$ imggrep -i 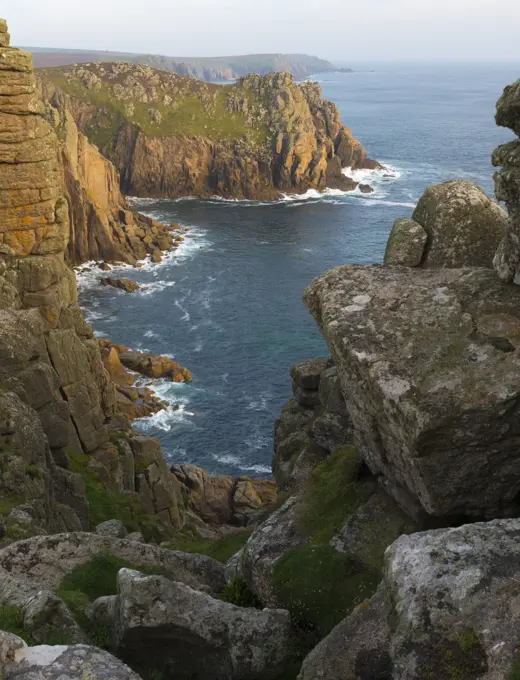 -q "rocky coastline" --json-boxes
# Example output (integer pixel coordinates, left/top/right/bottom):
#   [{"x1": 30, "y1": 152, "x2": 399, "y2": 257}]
[{"x1": 3, "y1": 13, "x2": 520, "y2": 680}]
